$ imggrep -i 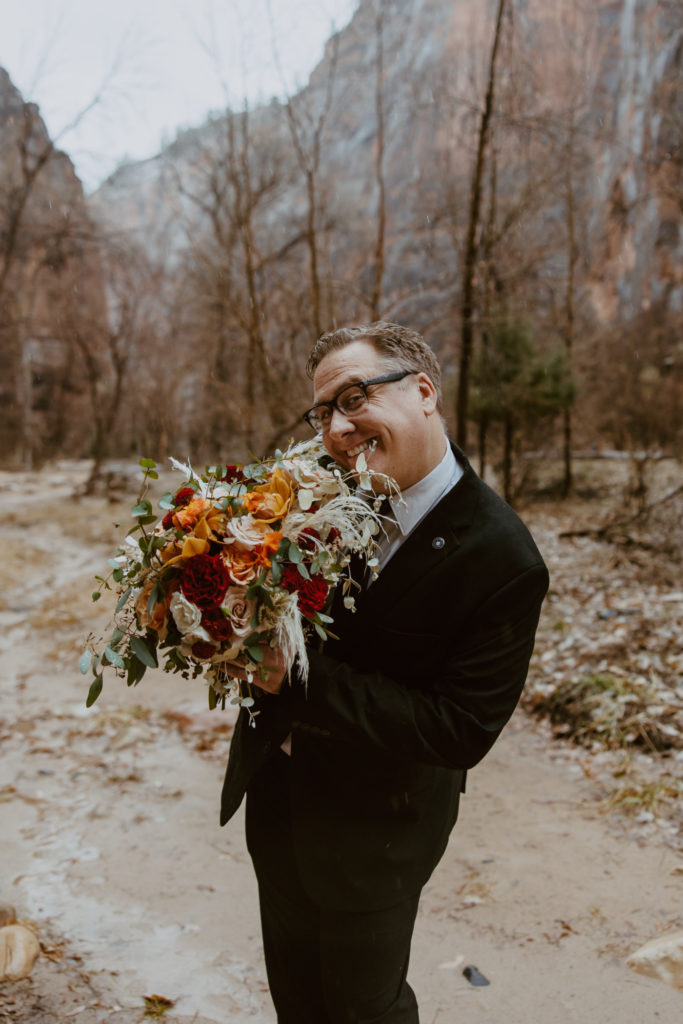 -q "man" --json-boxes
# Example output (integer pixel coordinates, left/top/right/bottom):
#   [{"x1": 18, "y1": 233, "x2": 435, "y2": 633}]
[{"x1": 220, "y1": 321, "x2": 549, "y2": 1023}]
